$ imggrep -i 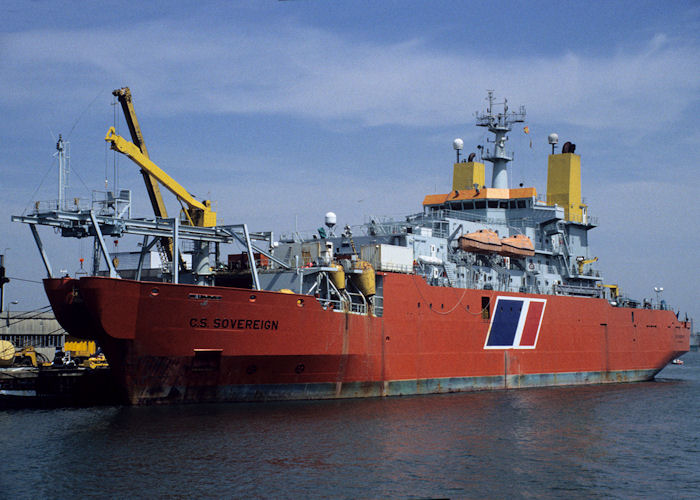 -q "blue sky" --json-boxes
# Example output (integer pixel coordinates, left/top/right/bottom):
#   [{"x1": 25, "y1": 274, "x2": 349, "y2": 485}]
[{"x1": 1, "y1": 1, "x2": 699, "y2": 321}]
